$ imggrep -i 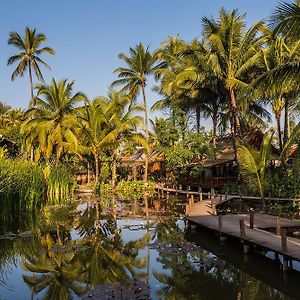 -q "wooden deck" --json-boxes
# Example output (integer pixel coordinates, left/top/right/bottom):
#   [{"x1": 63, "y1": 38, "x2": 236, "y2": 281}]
[{"x1": 188, "y1": 214, "x2": 300, "y2": 261}]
